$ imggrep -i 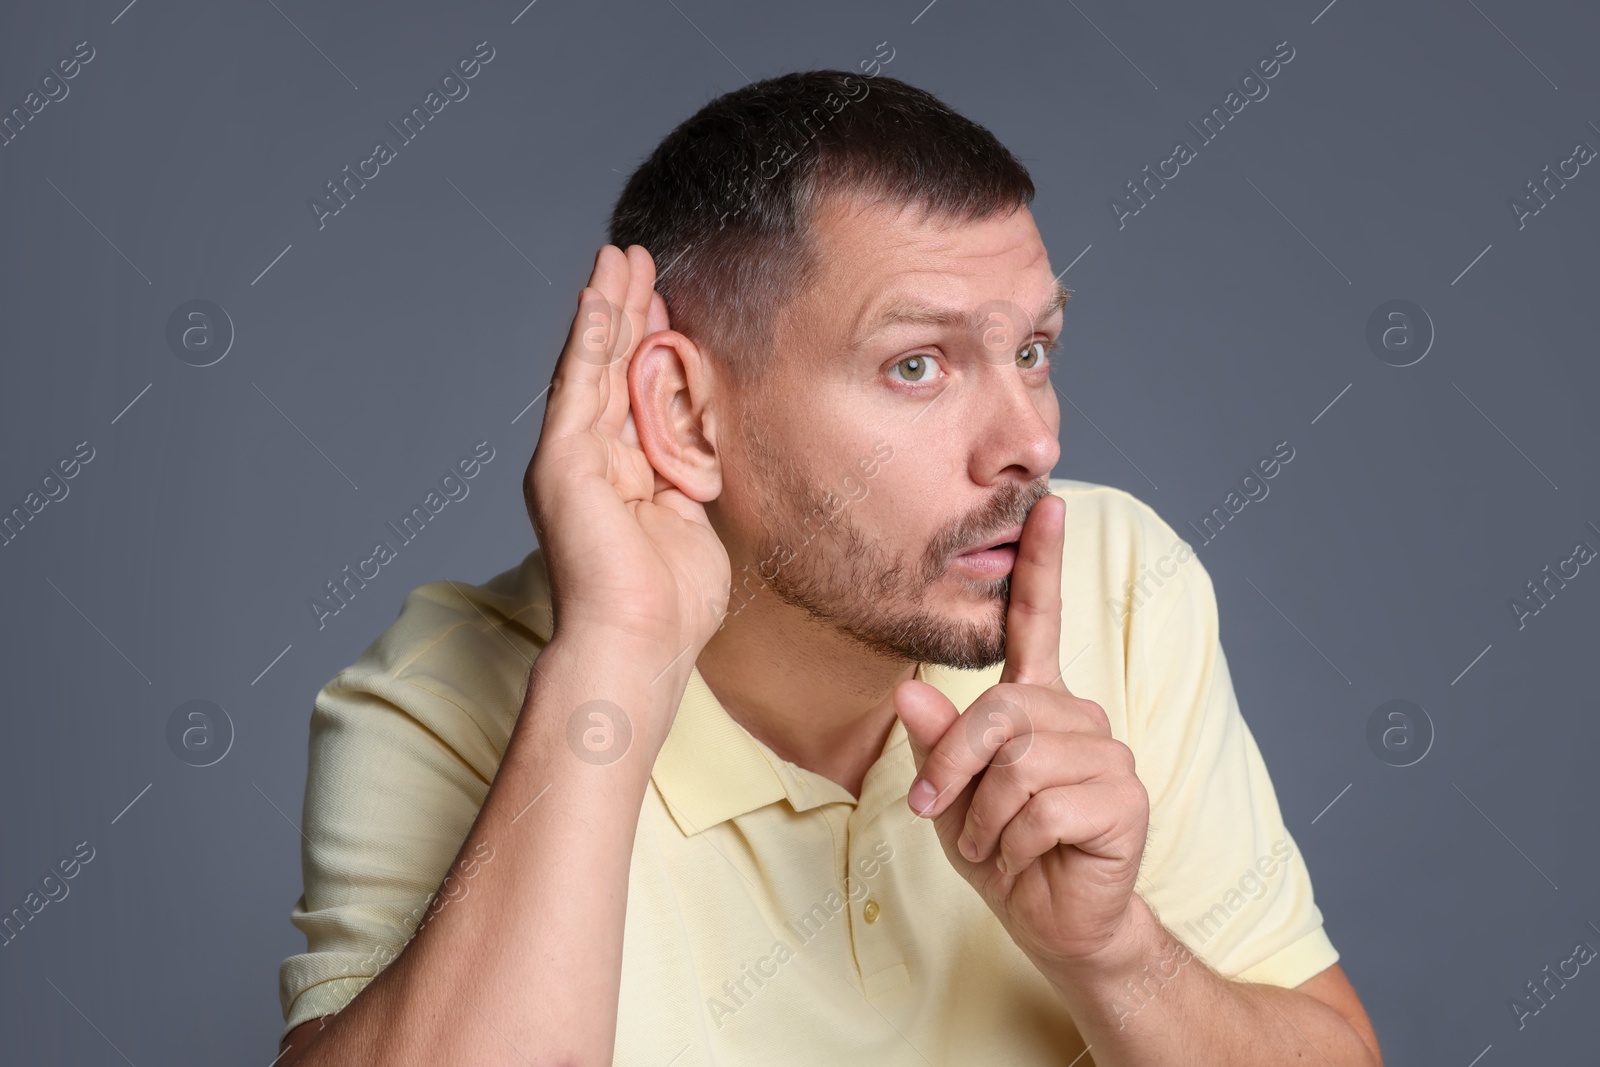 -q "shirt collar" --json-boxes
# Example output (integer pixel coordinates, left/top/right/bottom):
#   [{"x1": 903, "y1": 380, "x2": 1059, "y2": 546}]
[{"x1": 650, "y1": 657, "x2": 1005, "y2": 837}]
